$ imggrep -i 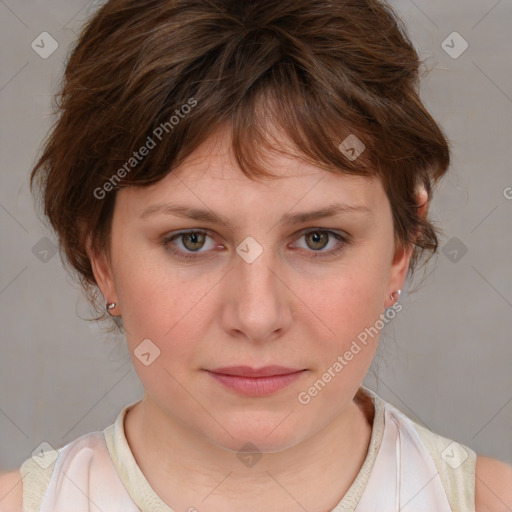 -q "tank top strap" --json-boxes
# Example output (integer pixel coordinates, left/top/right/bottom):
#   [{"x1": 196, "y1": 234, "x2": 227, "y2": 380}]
[
  {"x1": 354, "y1": 402, "x2": 475, "y2": 511},
  {"x1": 19, "y1": 450, "x2": 56, "y2": 512},
  {"x1": 30, "y1": 430, "x2": 139, "y2": 512},
  {"x1": 410, "y1": 419, "x2": 476, "y2": 511}
]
